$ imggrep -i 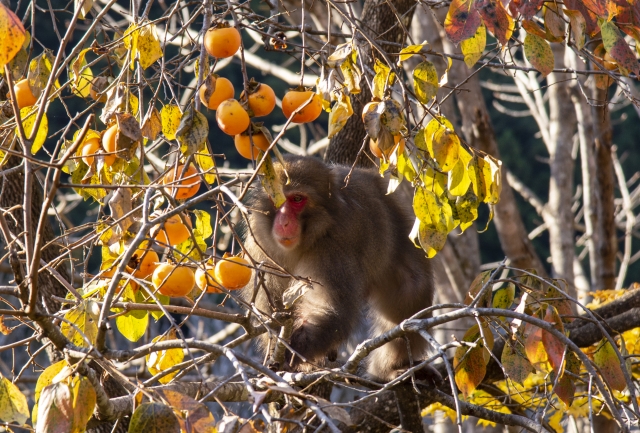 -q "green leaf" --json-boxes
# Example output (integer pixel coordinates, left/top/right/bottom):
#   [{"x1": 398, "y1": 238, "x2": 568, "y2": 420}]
[
  {"x1": 461, "y1": 23, "x2": 486, "y2": 68},
  {"x1": 413, "y1": 61, "x2": 439, "y2": 103},
  {"x1": 0, "y1": 375, "x2": 29, "y2": 425},
  {"x1": 501, "y1": 343, "x2": 533, "y2": 384},
  {"x1": 524, "y1": 33, "x2": 555, "y2": 77}
]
